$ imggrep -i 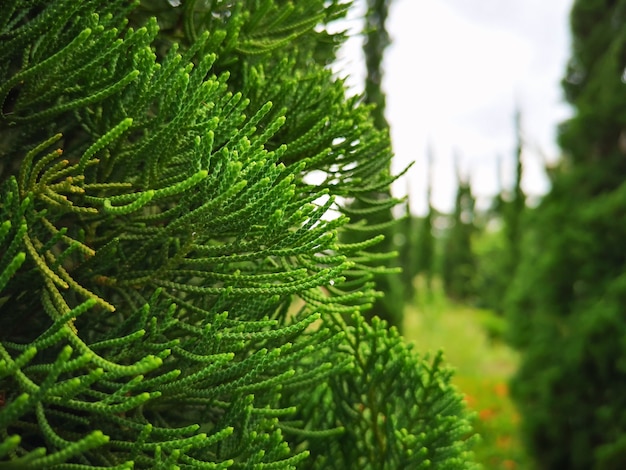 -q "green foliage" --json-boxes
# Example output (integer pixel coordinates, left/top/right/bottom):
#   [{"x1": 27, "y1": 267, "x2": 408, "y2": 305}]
[
  {"x1": 404, "y1": 277, "x2": 529, "y2": 470},
  {"x1": 291, "y1": 314, "x2": 477, "y2": 469},
  {"x1": 507, "y1": 179, "x2": 626, "y2": 469},
  {"x1": 476, "y1": 110, "x2": 526, "y2": 314},
  {"x1": 503, "y1": 110, "x2": 525, "y2": 275},
  {"x1": 341, "y1": 0, "x2": 406, "y2": 331},
  {"x1": 410, "y1": 150, "x2": 436, "y2": 296},
  {"x1": 363, "y1": 0, "x2": 391, "y2": 131},
  {"x1": 506, "y1": 0, "x2": 626, "y2": 467},
  {"x1": 442, "y1": 178, "x2": 476, "y2": 302},
  {"x1": 471, "y1": 225, "x2": 510, "y2": 315},
  {"x1": 0, "y1": 0, "x2": 475, "y2": 468},
  {"x1": 415, "y1": 213, "x2": 435, "y2": 283}
]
